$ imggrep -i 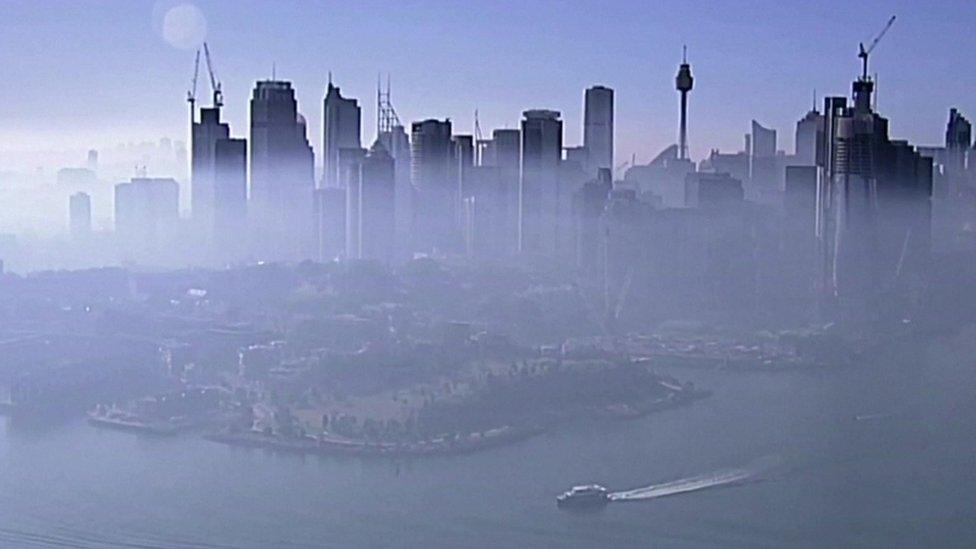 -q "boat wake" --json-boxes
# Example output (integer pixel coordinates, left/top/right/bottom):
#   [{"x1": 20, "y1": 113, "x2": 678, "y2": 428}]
[{"x1": 607, "y1": 457, "x2": 776, "y2": 502}]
